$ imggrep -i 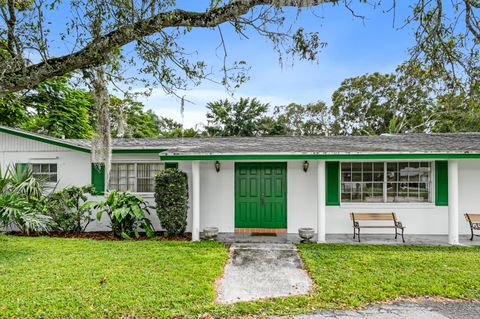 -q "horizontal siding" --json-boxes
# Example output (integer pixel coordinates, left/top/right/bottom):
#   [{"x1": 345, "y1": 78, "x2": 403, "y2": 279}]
[{"x1": 0, "y1": 132, "x2": 71, "y2": 152}]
